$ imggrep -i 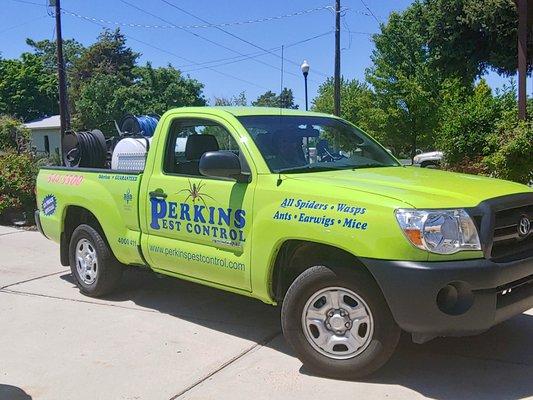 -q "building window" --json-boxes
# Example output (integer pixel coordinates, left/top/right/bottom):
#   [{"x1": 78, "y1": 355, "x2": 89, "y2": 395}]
[{"x1": 44, "y1": 135, "x2": 50, "y2": 154}]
